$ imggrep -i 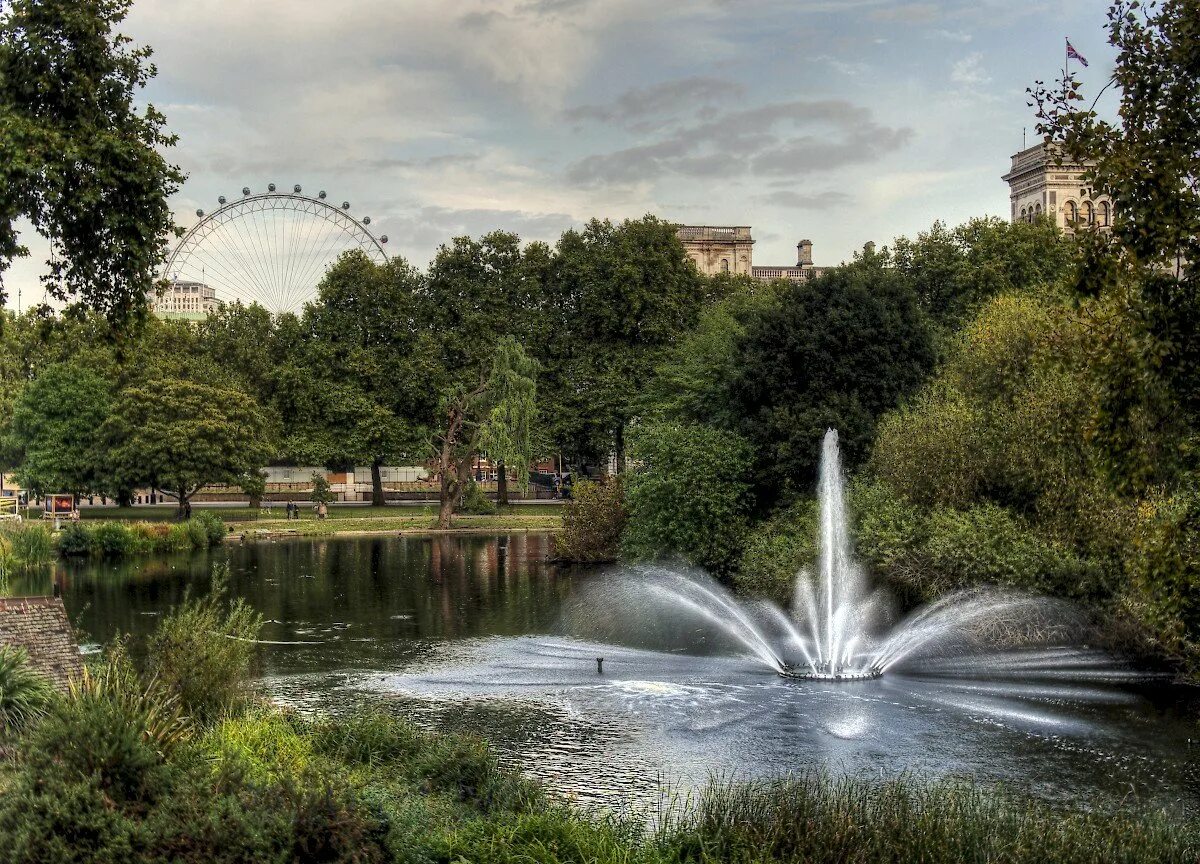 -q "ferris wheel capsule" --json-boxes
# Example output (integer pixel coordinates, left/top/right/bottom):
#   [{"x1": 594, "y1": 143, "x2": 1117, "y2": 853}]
[
  {"x1": 362, "y1": 216, "x2": 371, "y2": 225},
  {"x1": 268, "y1": 183, "x2": 276, "y2": 192},
  {"x1": 293, "y1": 184, "x2": 301, "y2": 193},
  {"x1": 218, "y1": 195, "x2": 226, "y2": 205},
  {"x1": 242, "y1": 187, "x2": 251, "y2": 196},
  {"x1": 318, "y1": 191, "x2": 327, "y2": 199},
  {"x1": 380, "y1": 235, "x2": 388, "y2": 243},
  {"x1": 341, "y1": 201, "x2": 350, "y2": 210},
  {"x1": 195, "y1": 209, "x2": 204, "y2": 217}
]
